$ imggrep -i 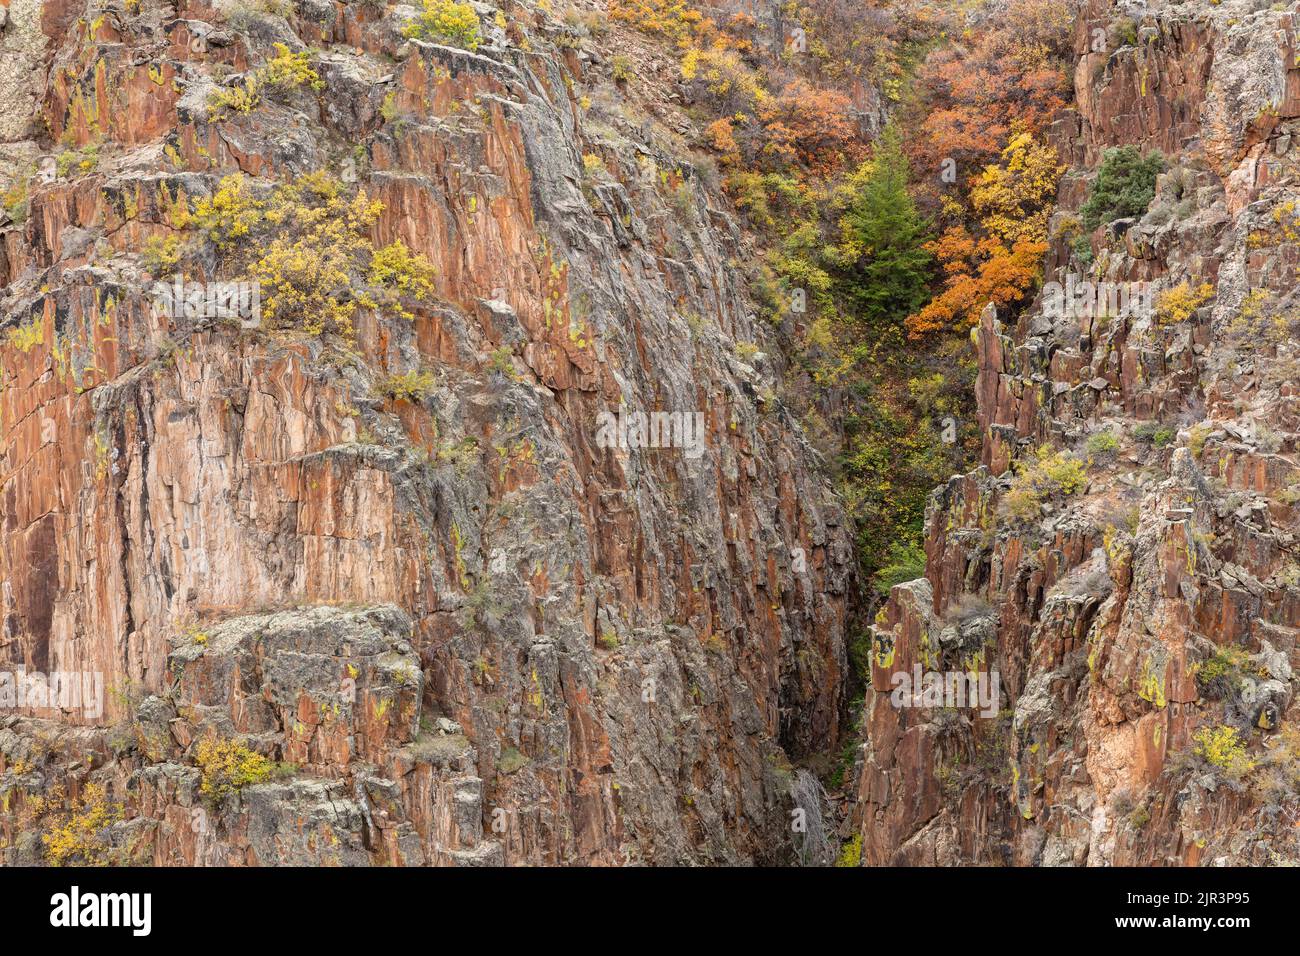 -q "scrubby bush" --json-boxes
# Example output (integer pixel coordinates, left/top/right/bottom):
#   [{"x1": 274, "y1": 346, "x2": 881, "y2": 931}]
[
  {"x1": 56, "y1": 143, "x2": 101, "y2": 178},
  {"x1": 1252, "y1": 725, "x2": 1300, "y2": 808},
  {"x1": 1000, "y1": 446, "x2": 1088, "y2": 522},
  {"x1": 141, "y1": 234, "x2": 184, "y2": 274},
  {"x1": 1079, "y1": 146, "x2": 1165, "y2": 229},
  {"x1": 208, "y1": 44, "x2": 323, "y2": 118},
  {"x1": 208, "y1": 76, "x2": 262, "y2": 116},
  {"x1": 1133, "y1": 421, "x2": 1175, "y2": 447},
  {"x1": 264, "y1": 43, "x2": 324, "y2": 91},
  {"x1": 1194, "y1": 645, "x2": 1253, "y2": 698},
  {"x1": 40, "y1": 784, "x2": 124, "y2": 866},
  {"x1": 379, "y1": 369, "x2": 437, "y2": 402},
  {"x1": 403, "y1": 0, "x2": 481, "y2": 50},
  {"x1": 1085, "y1": 429, "x2": 1120, "y2": 458},
  {"x1": 680, "y1": 46, "x2": 767, "y2": 115},
  {"x1": 834, "y1": 834, "x2": 862, "y2": 867},
  {"x1": 611, "y1": 0, "x2": 705, "y2": 42},
  {"x1": 1155, "y1": 281, "x2": 1214, "y2": 326},
  {"x1": 1192, "y1": 725, "x2": 1255, "y2": 781},
  {"x1": 183, "y1": 172, "x2": 436, "y2": 338},
  {"x1": 194, "y1": 734, "x2": 274, "y2": 797}
]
